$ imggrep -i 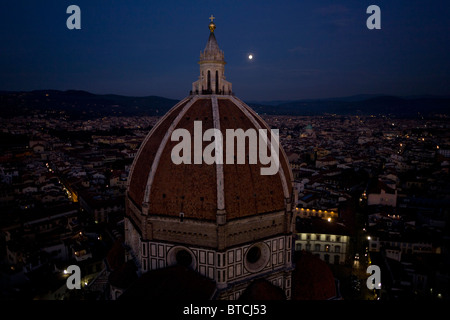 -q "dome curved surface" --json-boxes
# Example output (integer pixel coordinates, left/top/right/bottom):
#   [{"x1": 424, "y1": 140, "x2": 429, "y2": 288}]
[{"x1": 127, "y1": 95, "x2": 293, "y2": 221}]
